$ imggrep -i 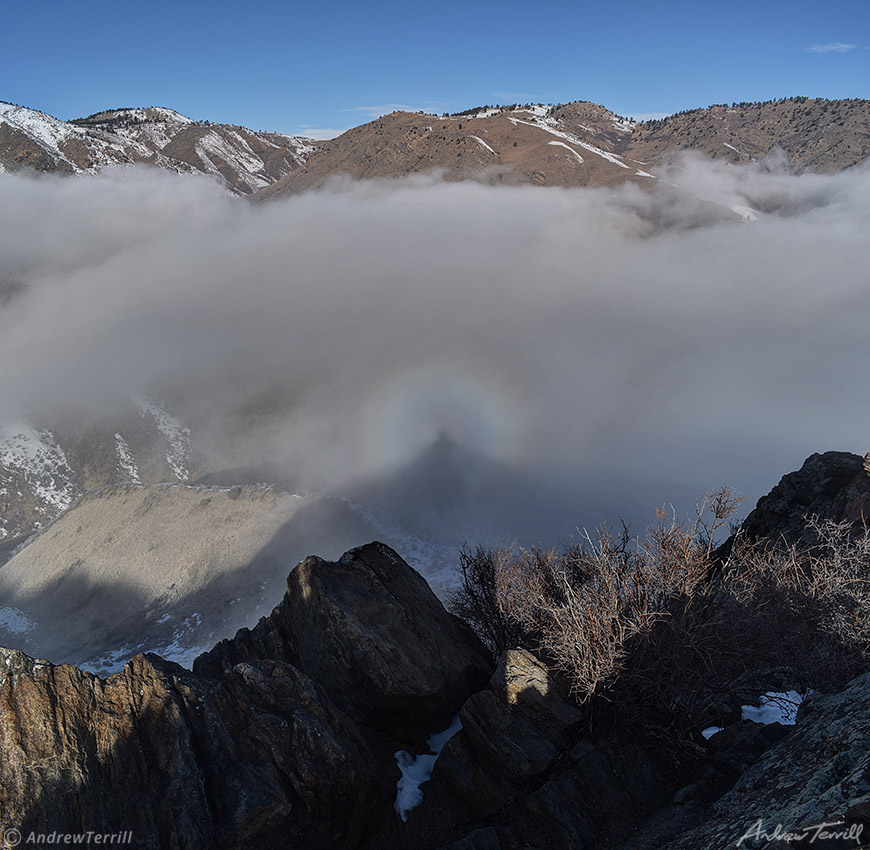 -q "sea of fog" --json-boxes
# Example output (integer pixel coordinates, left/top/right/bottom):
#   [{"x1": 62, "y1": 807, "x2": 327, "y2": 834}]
[{"x1": 1, "y1": 156, "x2": 869, "y2": 546}]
